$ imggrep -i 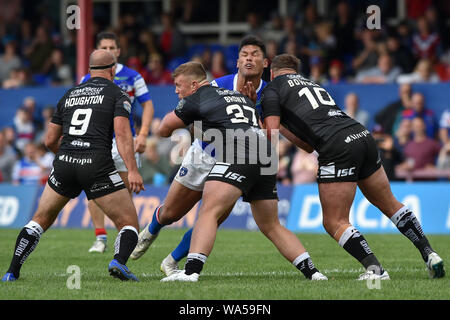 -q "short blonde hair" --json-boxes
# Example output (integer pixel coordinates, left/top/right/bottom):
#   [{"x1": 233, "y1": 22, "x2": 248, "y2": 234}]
[{"x1": 172, "y1": 61, "x2": 207, "y2": 82}]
